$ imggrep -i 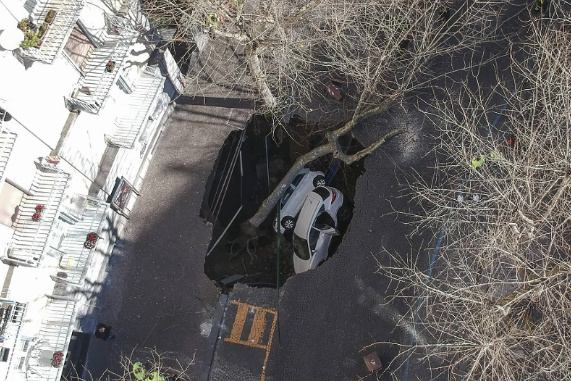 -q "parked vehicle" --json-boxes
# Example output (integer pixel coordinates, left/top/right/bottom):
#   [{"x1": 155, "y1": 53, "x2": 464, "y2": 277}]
[
  {"x1": 274, "y1": 168, "x2": 326, "y2": 234},
  {"x1": 292, "y1": 186, "x2": 351, "y2": 273}
]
